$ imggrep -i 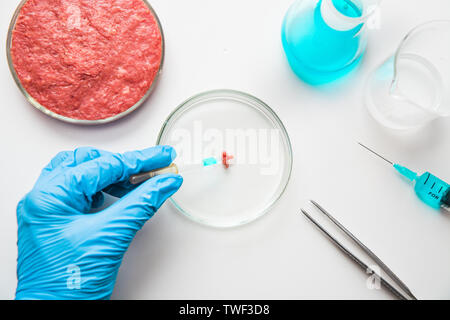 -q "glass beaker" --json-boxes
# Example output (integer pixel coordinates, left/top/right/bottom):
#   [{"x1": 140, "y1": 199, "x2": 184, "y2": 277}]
[
  {"x1": 365, "y1": 20, "x2": 450, "y2": 130},
  {"x1": 282, "y1": 0, "x2": 380, "y2": 85}
]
